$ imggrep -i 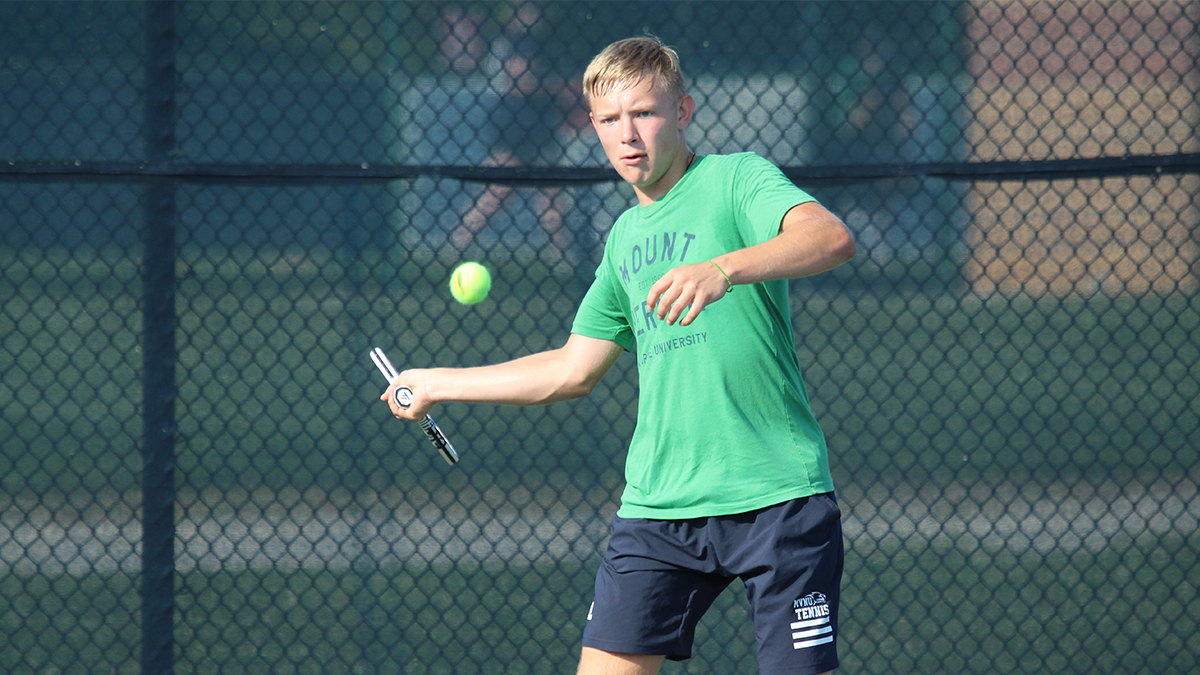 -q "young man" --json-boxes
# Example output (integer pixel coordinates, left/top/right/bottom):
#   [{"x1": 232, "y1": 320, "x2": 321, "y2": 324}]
[{"x1": 383, "y1": 37, "x2": 855, "y2": 675}]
